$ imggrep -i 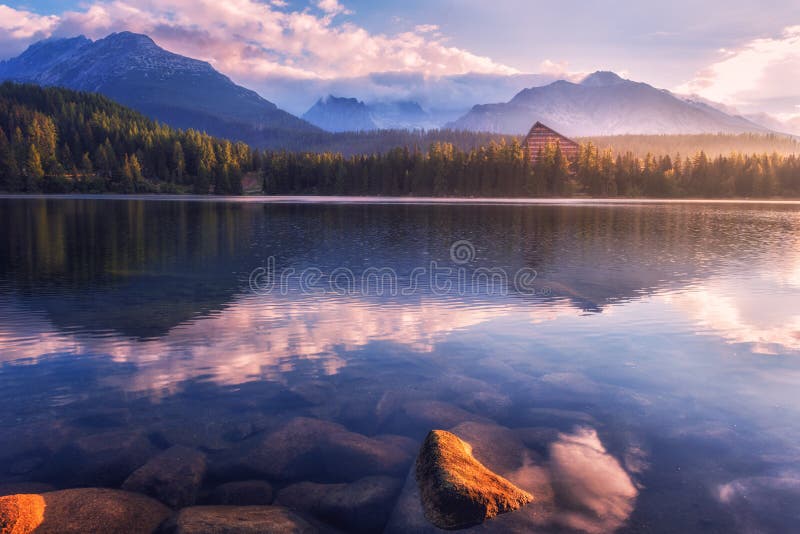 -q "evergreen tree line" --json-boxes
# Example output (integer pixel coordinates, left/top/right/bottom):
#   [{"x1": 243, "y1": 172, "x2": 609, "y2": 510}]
[
  {"x1": 262, "y1": 140, "x2": 800, "y2": 198},
  {"x1": 301, "y1": 129, "x2": 517, "y2": 156},
  {"x1": 0, "y1": 82, "x2": 254, "y2": 194},
  {"x1": 582, "y1": 133, "x2": 800, "y2": 160}
]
